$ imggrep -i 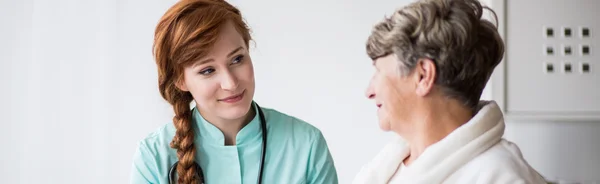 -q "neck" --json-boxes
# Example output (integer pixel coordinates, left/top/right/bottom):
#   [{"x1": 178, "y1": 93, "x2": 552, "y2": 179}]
[
  {"x1": 201, "y1": 106, "x2": 256, "y2": 146},
  {"x1": 398, "y1": 98, "x2": 473, "y2": 166}
]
